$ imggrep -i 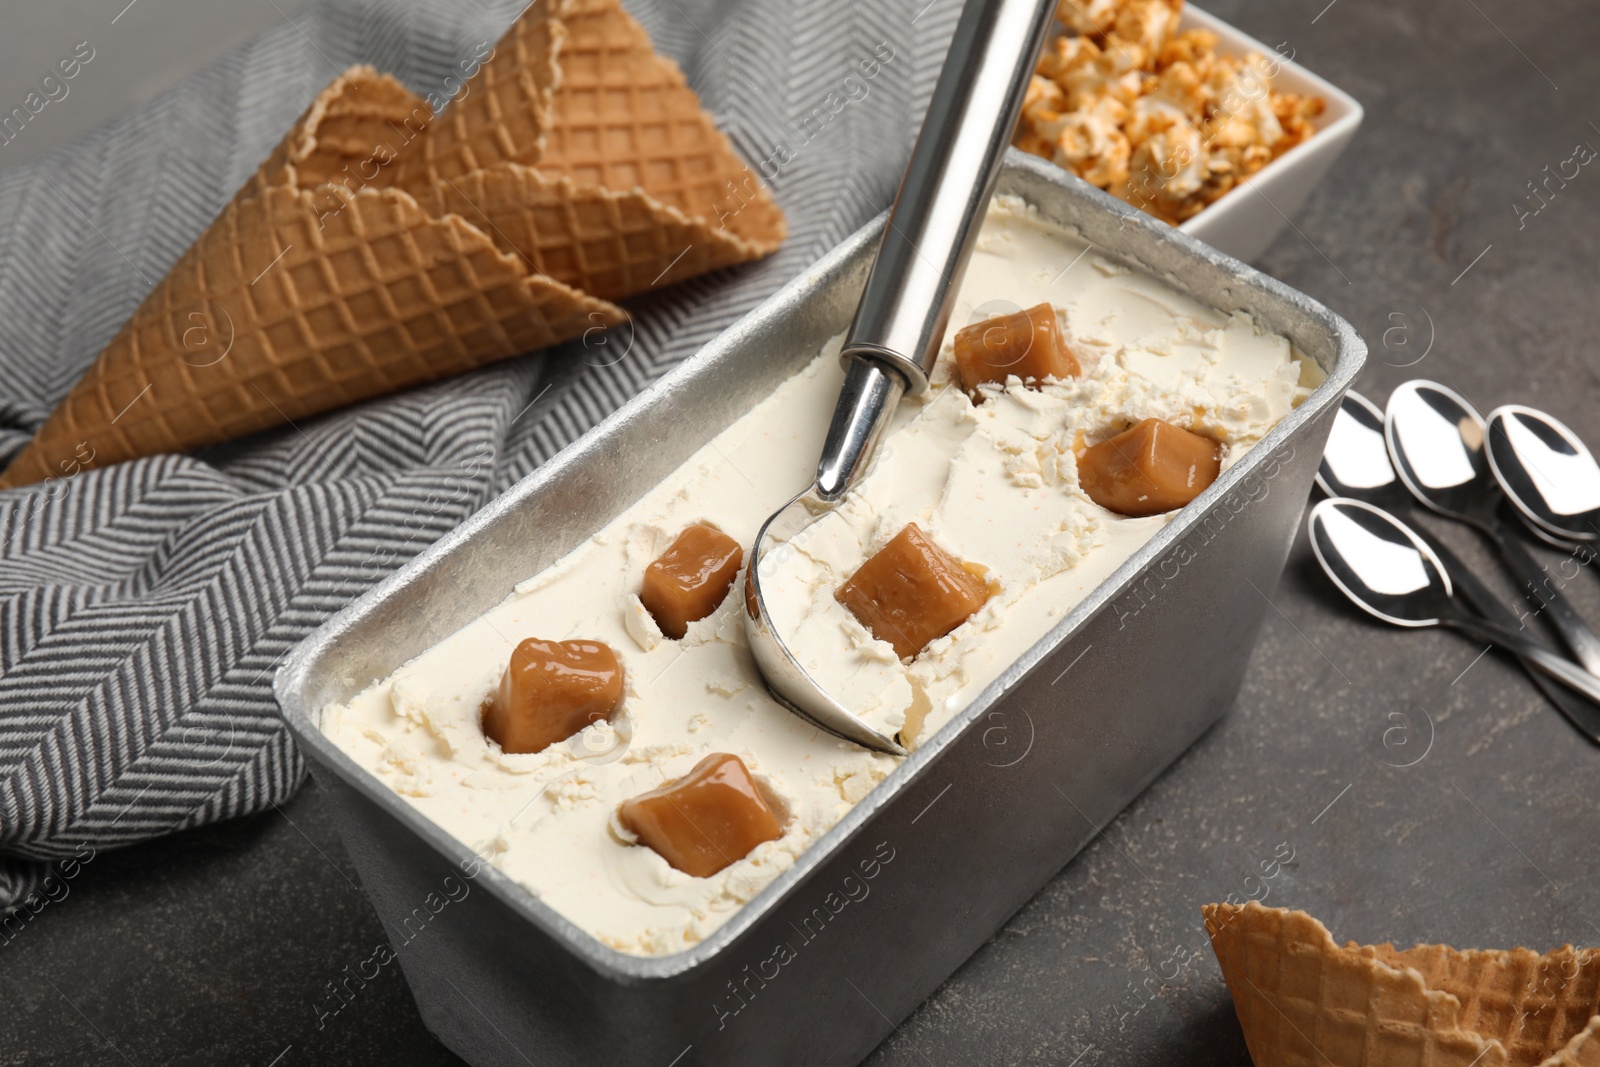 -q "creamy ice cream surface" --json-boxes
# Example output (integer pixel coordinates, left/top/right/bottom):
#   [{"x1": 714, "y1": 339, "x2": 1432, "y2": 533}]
[{"x1": 320, "y1": 195, "x2": 1320, "y2": 956}]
